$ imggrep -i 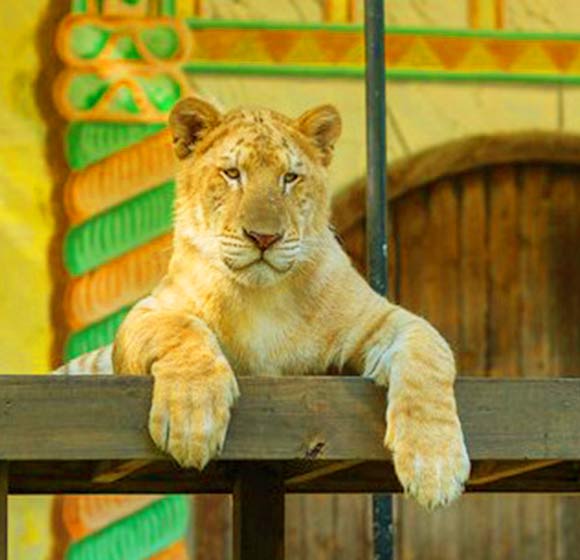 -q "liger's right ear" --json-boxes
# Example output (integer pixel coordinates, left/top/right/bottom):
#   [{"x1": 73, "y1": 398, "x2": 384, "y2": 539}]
[{"x1": 169, "y1": 97, "x2": 222, "y2": 159}]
